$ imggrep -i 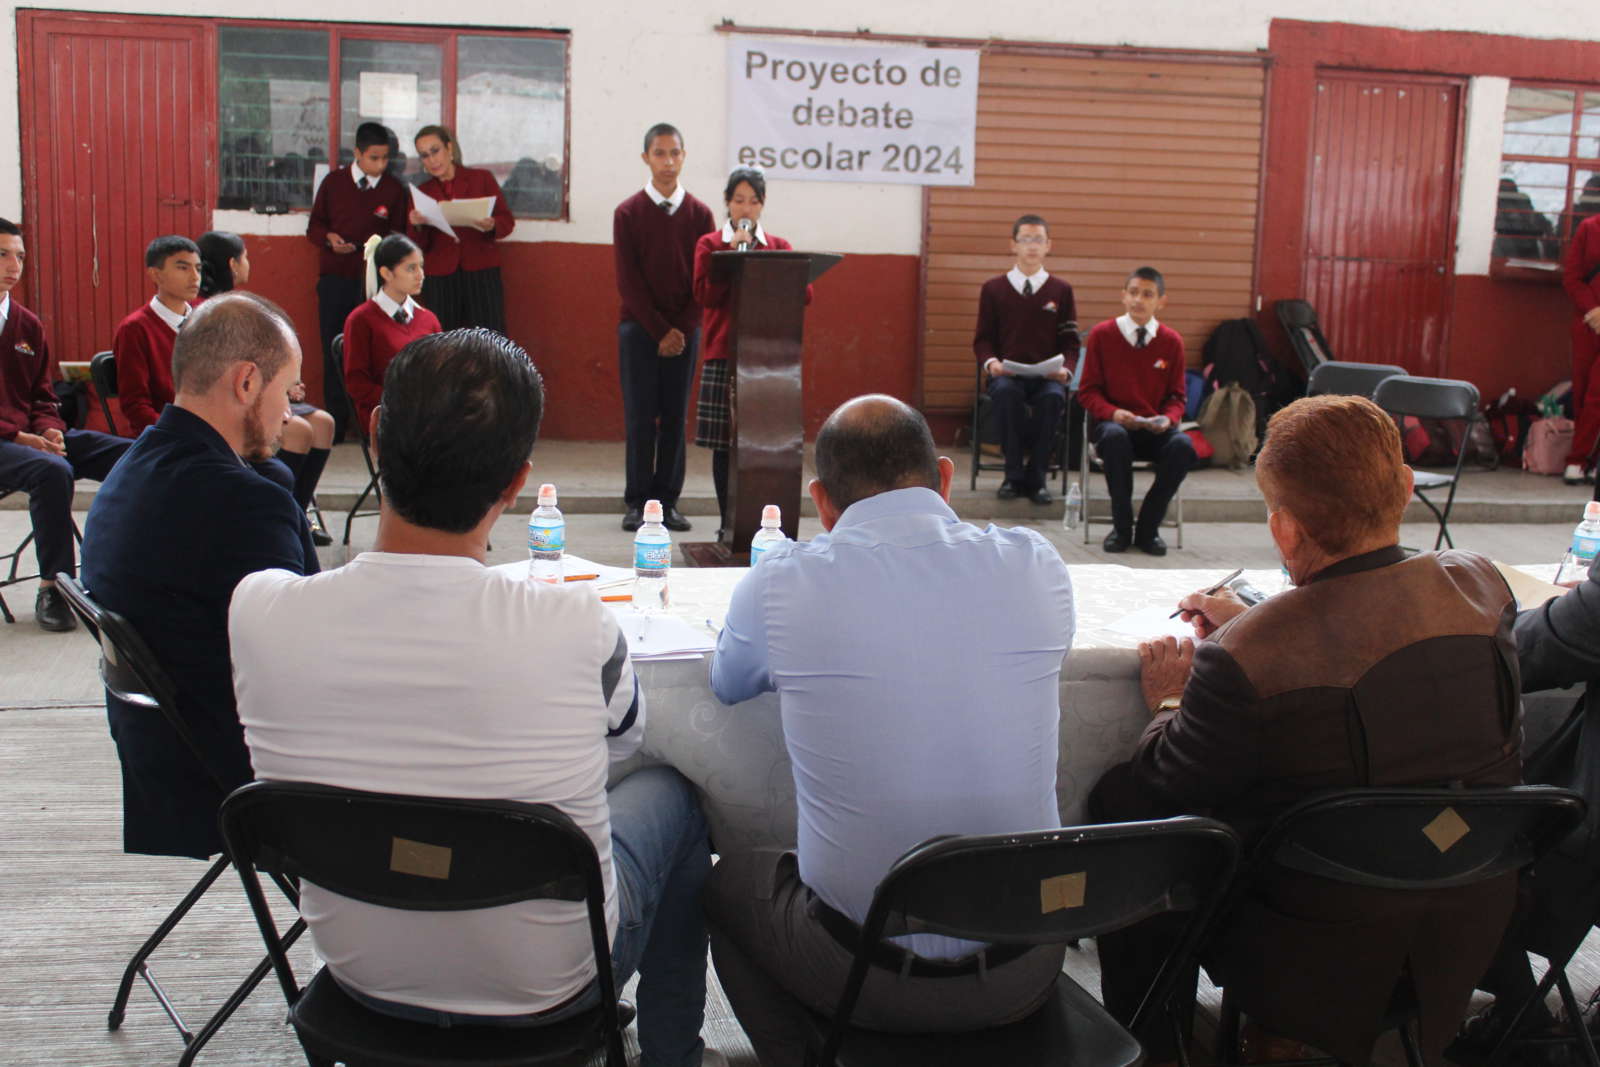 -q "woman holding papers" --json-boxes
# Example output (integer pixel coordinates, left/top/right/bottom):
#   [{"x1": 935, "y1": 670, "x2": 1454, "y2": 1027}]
[
  {"x1": 406, "y1": 125, "x2": 515, "y2": 334},
  {"x1": 344, "y1": 234, "x2": 441, "y2": 435},
  {"x1": 691, "y1": 166, "x2": 812, "y2": 533}
]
